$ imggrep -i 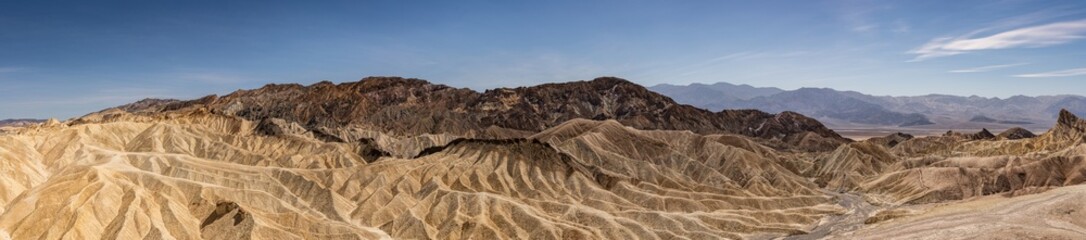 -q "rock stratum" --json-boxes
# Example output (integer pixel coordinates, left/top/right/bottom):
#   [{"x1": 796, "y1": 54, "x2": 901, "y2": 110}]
[{"x1": 1, "y1": 77, "x2": 1086, "y2": 239}]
